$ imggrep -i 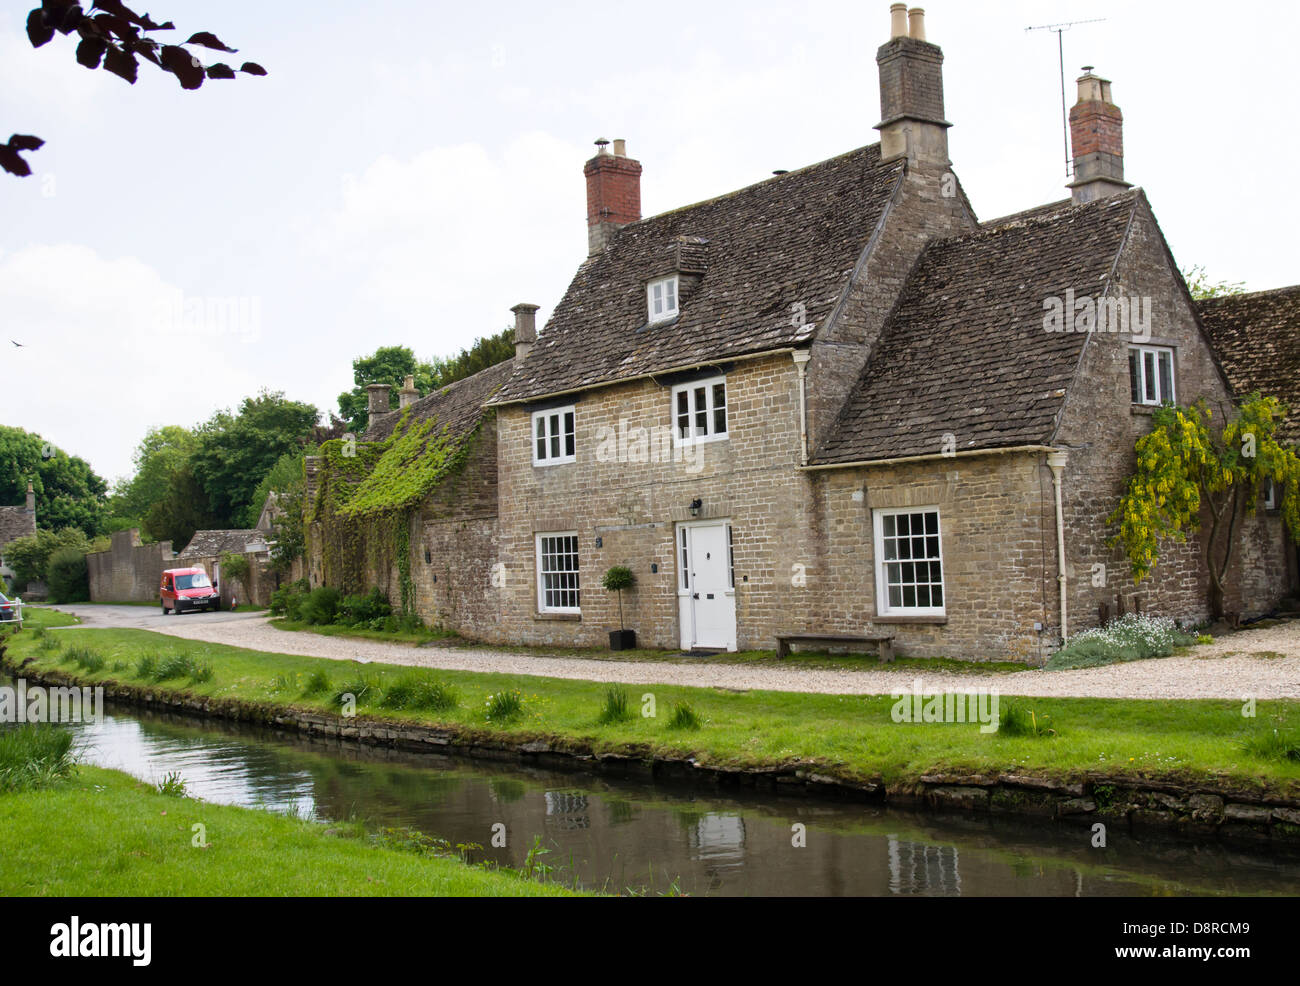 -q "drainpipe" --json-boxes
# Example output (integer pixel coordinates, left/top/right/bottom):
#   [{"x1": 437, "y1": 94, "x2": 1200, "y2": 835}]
[
  {"x1": 792, "y1": 349, "x2": 811, "y2": 466},
  {"x1": 1046, "y1": 450, "x2": 1069, "y2": 642}
]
